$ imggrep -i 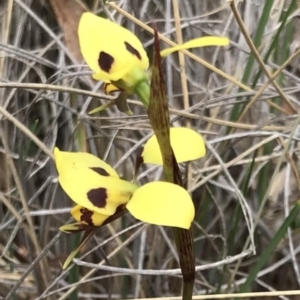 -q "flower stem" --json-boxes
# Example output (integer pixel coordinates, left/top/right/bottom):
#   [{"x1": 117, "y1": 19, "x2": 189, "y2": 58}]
[
  {"x1": 134, "y1": 80, "x2": 150, "y2": 108},
  {"x1": 147, "y1": 27, "x2": 195, "y2": 300}
]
